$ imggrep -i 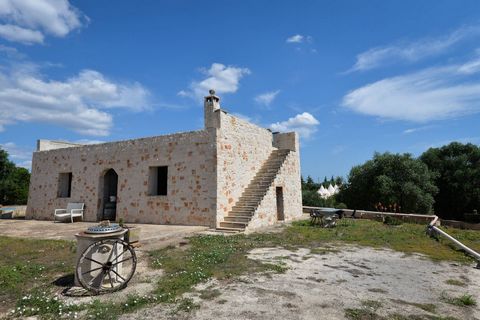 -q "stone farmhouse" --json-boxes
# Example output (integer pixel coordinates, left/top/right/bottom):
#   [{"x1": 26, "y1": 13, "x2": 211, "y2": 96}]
[{"x1": 26, "y1": 91, "x2": 302, "y2": 231}]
